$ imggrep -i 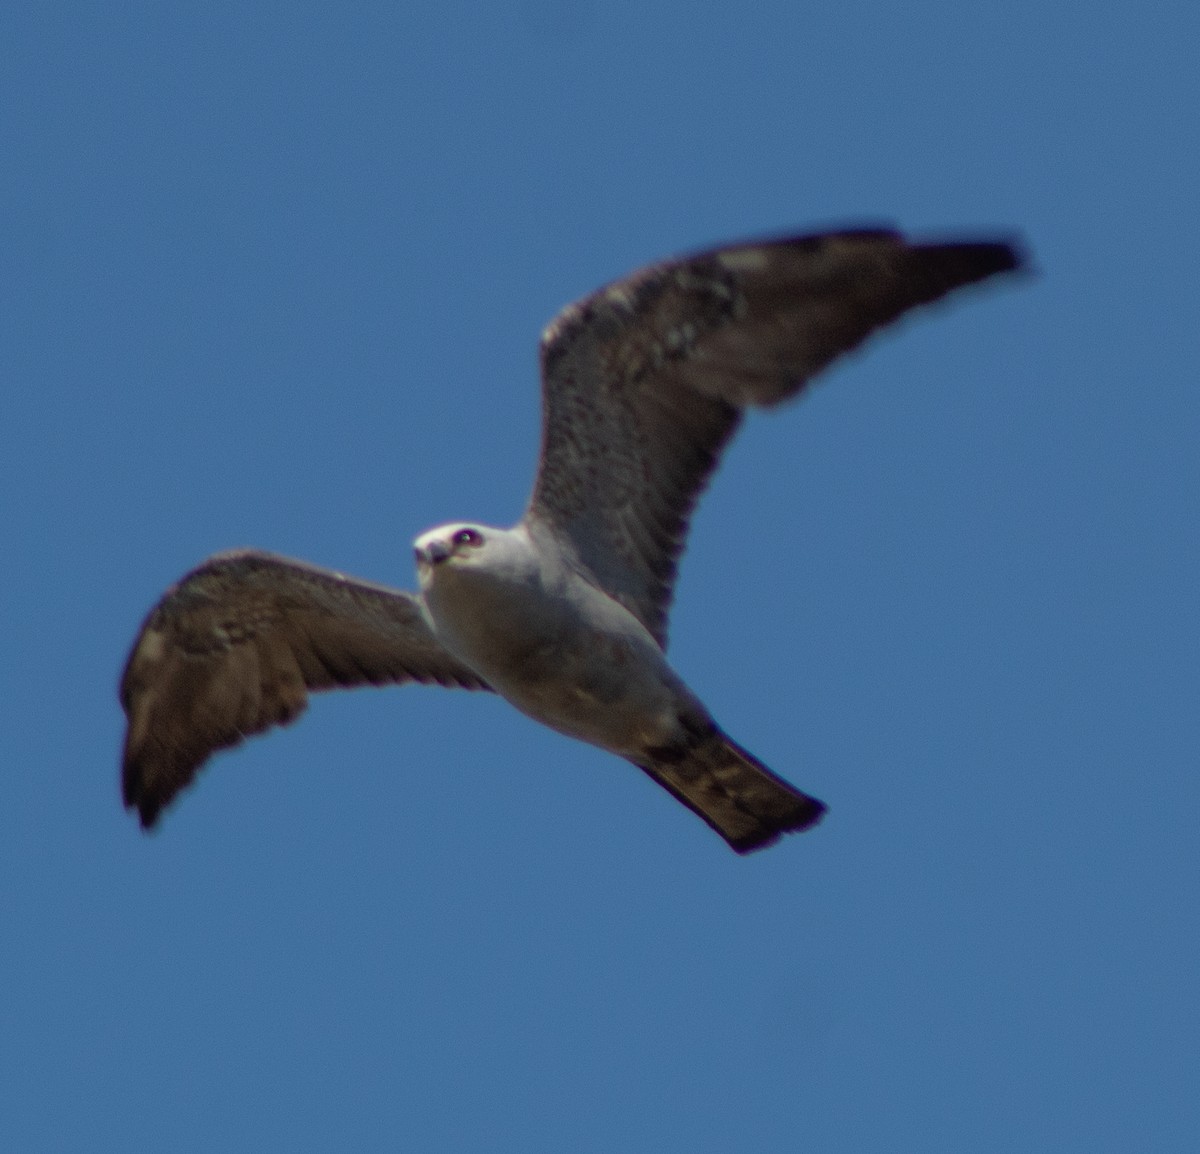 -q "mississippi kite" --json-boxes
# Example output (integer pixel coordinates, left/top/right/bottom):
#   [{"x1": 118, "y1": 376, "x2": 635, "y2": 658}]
[{"x1": 120, "y1": 227, "x2": 1024, "y2": 852}]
